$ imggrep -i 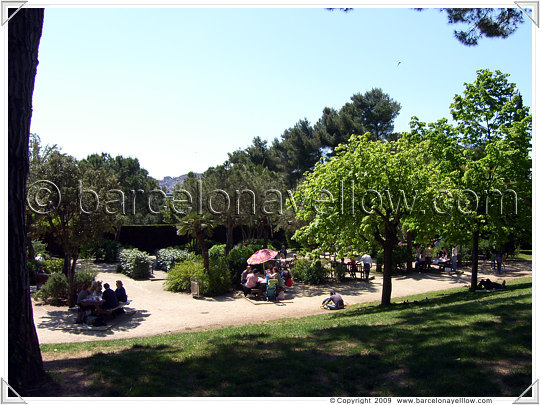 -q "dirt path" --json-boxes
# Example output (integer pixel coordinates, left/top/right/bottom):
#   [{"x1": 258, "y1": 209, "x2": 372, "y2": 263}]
[{"x1": 32, "y1": 260, "x2": 532, "y2": 345}]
